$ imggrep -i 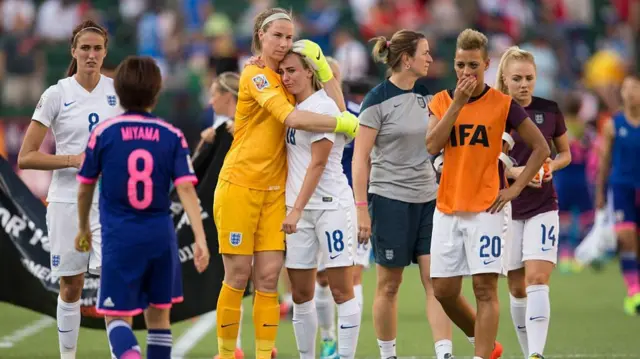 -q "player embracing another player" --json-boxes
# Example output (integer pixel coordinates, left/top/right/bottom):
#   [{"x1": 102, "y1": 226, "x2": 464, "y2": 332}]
[
  {"x1": 495, "y1": 46, "x2": 572, "y2": 359},
  {"x1": 211, "y1": 7, "x2": 359, "y2": 359},
  {"x1": 75, "y1": 56, "x2": 210, "y2": 359},
  {"x1": 426, "y1": 29, "x2": 549, "y2": 359},
  {"x1": 279, "y1": 49, "x2": 361, "y2": 359}
]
